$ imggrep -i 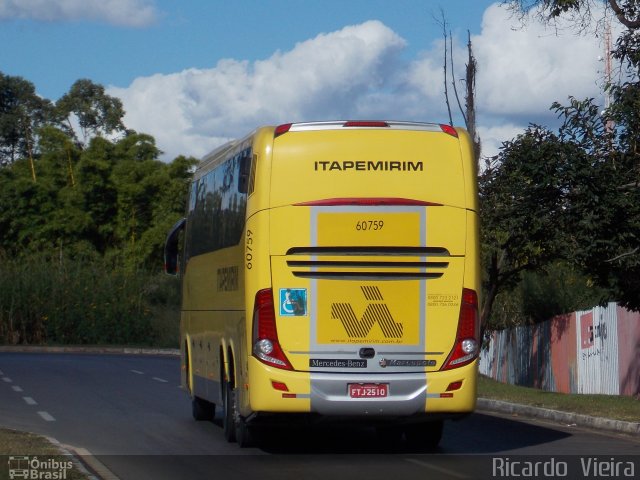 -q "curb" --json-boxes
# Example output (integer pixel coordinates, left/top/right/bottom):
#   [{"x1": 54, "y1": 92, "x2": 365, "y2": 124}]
[
  {"x1": 45, "y1": 436, "x2": 104, "y2": 480},
  {"x1": 62, "y1": 444, "x2": 121, "y2": 480},
  {"x1": 477, "y1": 398, "x2": 640, "y2": 436},
  {"x1": 0, "y1": 345, "x2": 180, "y2": 356}
]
